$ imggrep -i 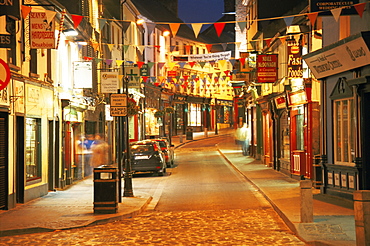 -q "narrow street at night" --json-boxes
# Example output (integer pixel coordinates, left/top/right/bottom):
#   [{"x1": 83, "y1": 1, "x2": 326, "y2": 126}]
[{"x1": 0, "y1": 136, "x2": 306, "y2": 245}]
